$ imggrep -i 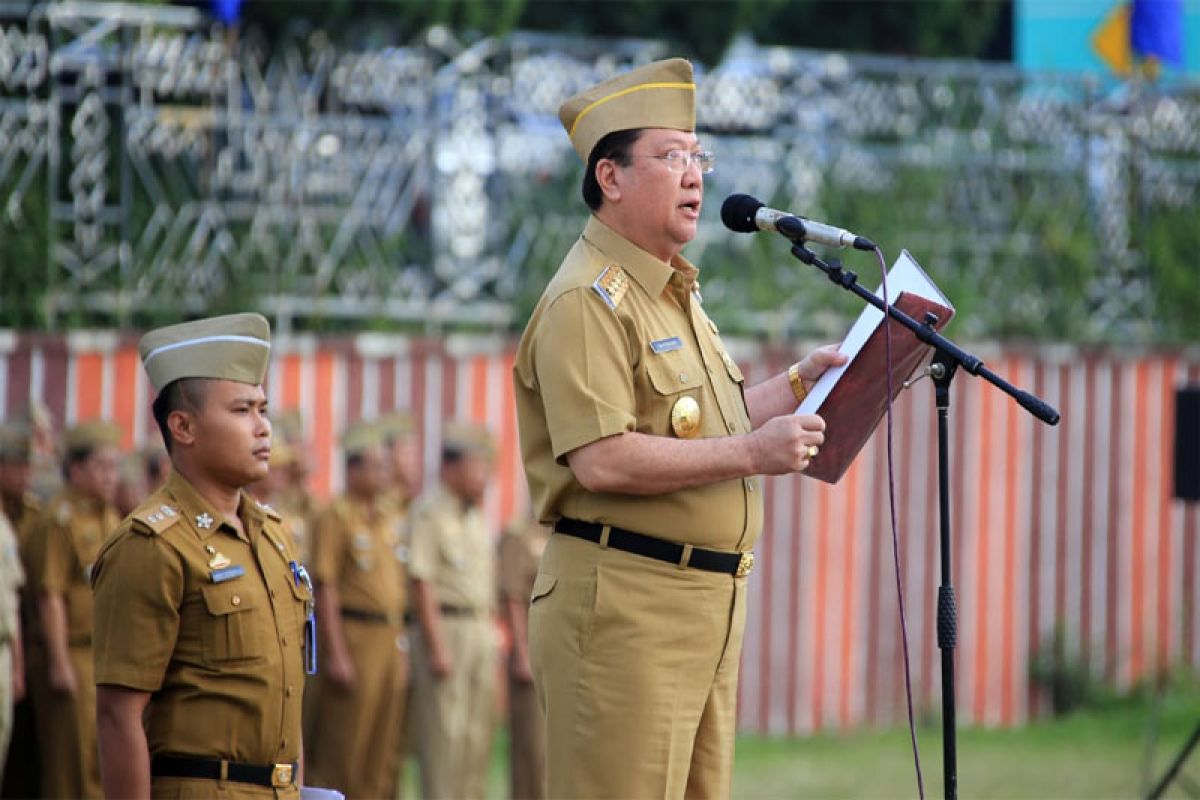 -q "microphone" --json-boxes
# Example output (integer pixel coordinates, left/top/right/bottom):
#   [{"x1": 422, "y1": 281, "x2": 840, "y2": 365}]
[{"x1": 720, "y1": 193, "x2": 876, "y2": 251}]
